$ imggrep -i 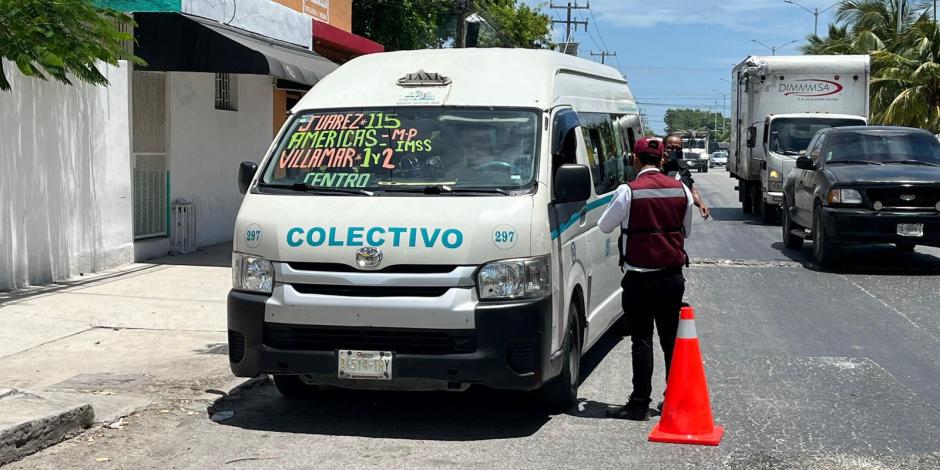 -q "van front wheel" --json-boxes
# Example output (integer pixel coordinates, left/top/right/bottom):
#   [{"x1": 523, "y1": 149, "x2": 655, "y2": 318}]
[{"x1": 539, "y1": 305, "x2": 581, "y2": 412}]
